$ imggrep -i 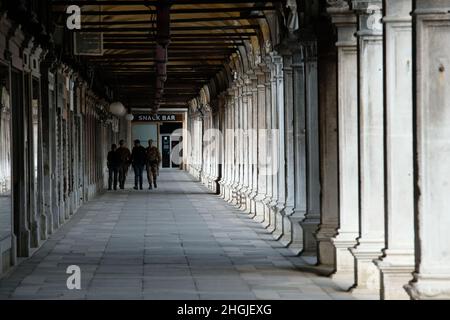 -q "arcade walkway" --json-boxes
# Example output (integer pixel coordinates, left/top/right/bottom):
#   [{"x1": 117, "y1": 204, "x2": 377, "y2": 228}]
[{"x1": 0, "y1": 171, "x2": 352, "y2": 300}]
